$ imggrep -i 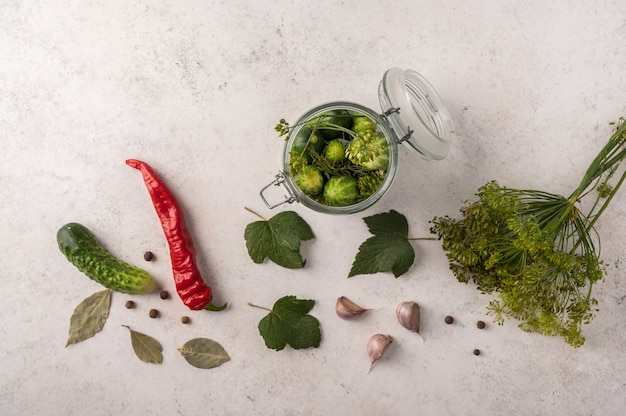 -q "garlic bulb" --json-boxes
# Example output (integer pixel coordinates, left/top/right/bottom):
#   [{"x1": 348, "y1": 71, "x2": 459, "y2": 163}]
[
  {"x1": 396, "y1": 301, "x2": 424, "y2": 343},
  {"x1": 335, "y1": 296, "x2": 369, "y2": 320},
  {"x1": 366, "y1": 334, "x2": 393, "y2": 374}
]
